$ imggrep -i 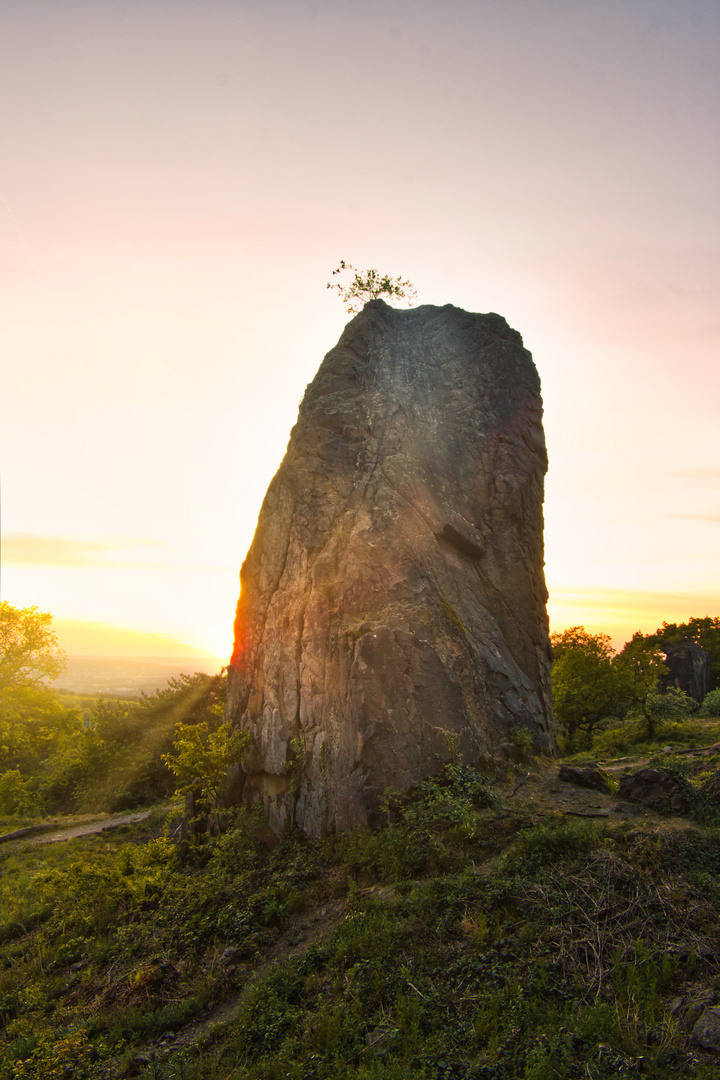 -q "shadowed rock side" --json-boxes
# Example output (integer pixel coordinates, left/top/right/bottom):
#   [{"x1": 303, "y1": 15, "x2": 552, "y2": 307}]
[
  {"x1": 226, "y1": 301, "x2": 554, "y2": 837},
  {"x1": 660, "y1": 640, "x2": 711, "y2": 704}
]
